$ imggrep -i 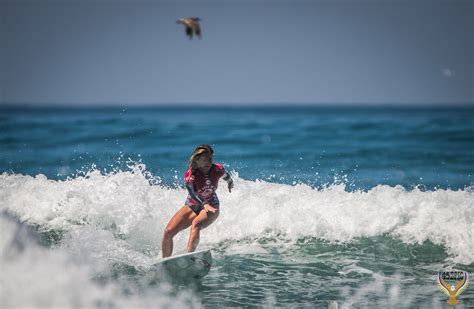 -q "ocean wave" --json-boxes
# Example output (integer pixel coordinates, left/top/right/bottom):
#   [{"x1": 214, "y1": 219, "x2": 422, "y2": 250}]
[
  {"x1": 0, "y1": 212, "x2": 198, "y2": 308},
  {"x1": 0, "y1": 166, "x2": 472, "y2": 265}
]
